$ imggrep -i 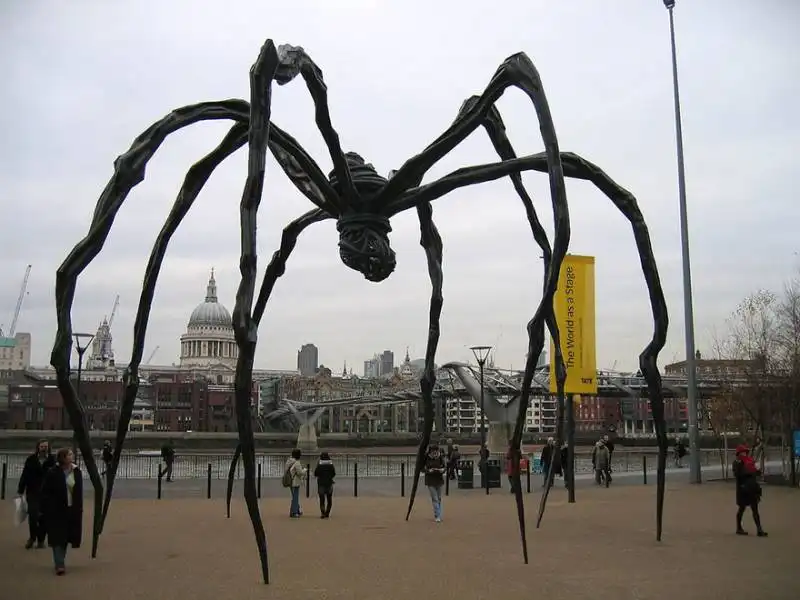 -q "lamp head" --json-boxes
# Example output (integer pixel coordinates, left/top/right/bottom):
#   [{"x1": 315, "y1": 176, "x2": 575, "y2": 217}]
[
  {"x1": 469, "y1": 345, "x2": 493, "y2": 365},
  {"x1": 663, "y1": 0, "x2": 675, "y2": 9}
]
